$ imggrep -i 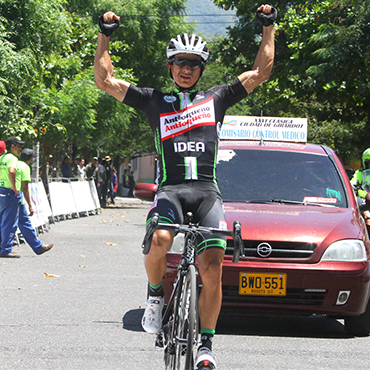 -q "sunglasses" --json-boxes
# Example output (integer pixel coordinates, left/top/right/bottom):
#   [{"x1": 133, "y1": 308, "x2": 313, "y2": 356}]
[{"x1": 170, "y1": 57, "x2": 205, "y2": 69}]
